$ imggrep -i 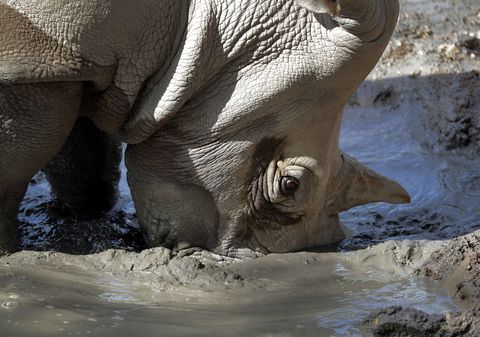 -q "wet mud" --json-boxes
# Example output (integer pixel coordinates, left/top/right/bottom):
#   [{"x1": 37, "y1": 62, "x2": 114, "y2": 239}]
[
  {"x1": 1, "y1": 0, "x2": 480, "y2": 336},
  {"x1": 350, "y1": 0, "x2": 480, "y2": 334},
  {"x1": 363, "y1": 305, "x2": 480, "y2": 337},
  {"x1": 0, "y1": 247, "x2": 456, "y2": 337}
]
